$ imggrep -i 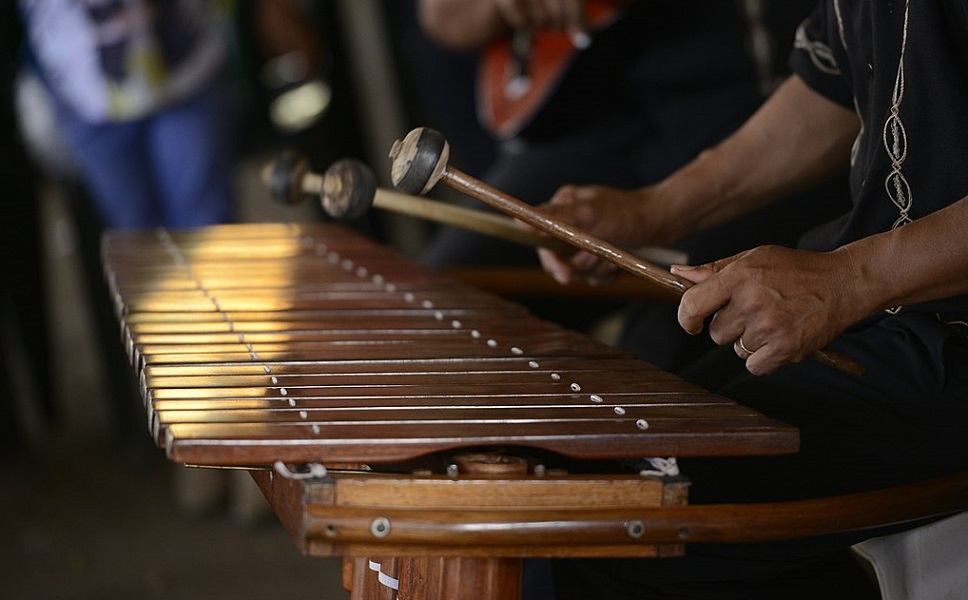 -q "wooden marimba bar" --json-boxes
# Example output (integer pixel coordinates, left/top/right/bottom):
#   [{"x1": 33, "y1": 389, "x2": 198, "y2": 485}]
[{"x1": 102, "y1": 222, "x2": 798, "y2": 600}]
